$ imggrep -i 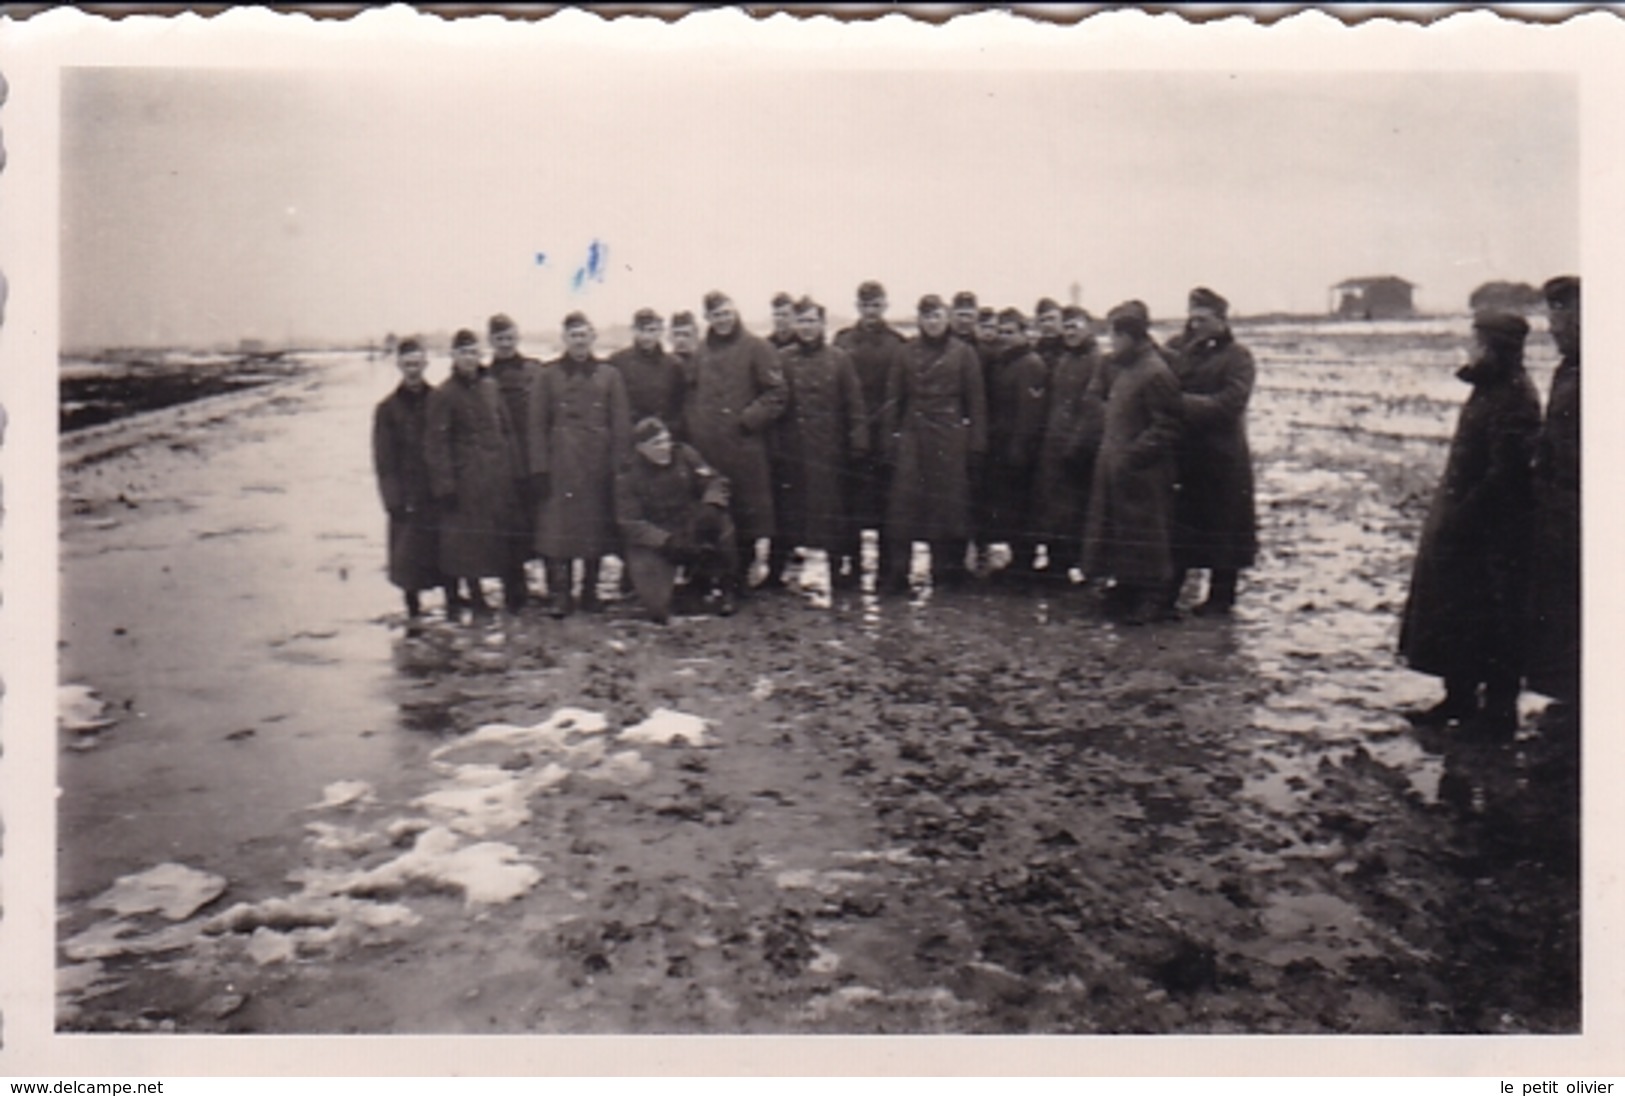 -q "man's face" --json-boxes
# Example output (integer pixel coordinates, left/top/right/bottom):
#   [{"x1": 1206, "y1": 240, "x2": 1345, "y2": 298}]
[
  {"x1": 490, "y1": 327, "x2": 519, "y2": 358},
  {"x1": 564, "y1": 324, "x2": 596, "y2": 358},
  {"x1": 794, "y1": 311, "x2": 825, "y2": 343},
  {"x1": 952, "y1": 308, "x2": 977, "y2": 333},
  {"x1": 977, "y1": 317, "x2": 999, "y2": 344},
  {"x1": 998, "y1": 322, "x2": 1025, "y2": 351},
  {"x1": 858, "y1": 297, "x2": 887, "y2": 323},
  {"x1": 1549, "y1": 300, "x2": 1580, "y2": 360},
  {"x1": 1062, "y1": 319, "x2": 1090, "y2": 348},
  {"x1": 452, "y1": 345, "x2": 482, "y2": 377},
  {"x1": 1038, "y1": 310, "x2": 1062, "y2": 338},
  {"x1": 771, "y1": 304, "x2": 794, "y2": 334},
  {"x1": 637, "y1": 428, "x2": 674, "y2": 467},
  {"x1": 1187, "y1": 307, "x2": 1226, "y2": 342},
  {"x1": 919, "y1": 309, "x2": 949, "y2": 339},
  {"x1": 1109, "y1": 329, "x2": 1135, "y2": 356},
  {"x1": 671, "y1": 325, "x2": 697, "y2": 354},
  {"x1": 633, "y1": 323, "x2": 664, "y2": 352},
  {"x1": 708, "y1": 303, "x2": 739, "y2": 336},
  {"x1": 398, "y1": 349, "x2": 428, "y2": 385}
]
